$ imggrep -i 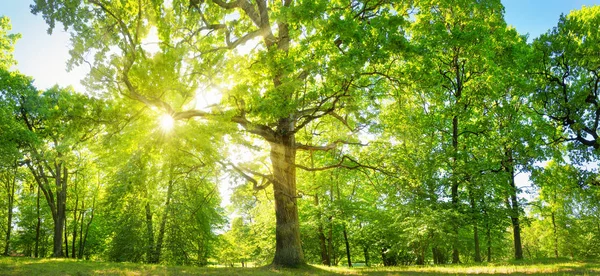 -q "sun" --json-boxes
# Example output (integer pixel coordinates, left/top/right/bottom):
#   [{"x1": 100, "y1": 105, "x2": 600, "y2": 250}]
[{"x1": 158, "y1": 114, "x2": 175, "y2": 132}]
